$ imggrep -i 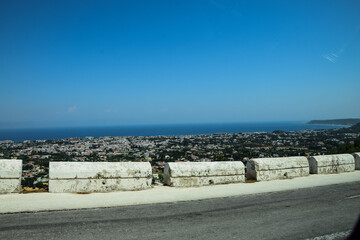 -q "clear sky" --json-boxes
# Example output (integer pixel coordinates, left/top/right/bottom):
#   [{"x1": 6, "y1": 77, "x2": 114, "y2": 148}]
[{"x1": 1, "y1": 0, "x2": 360, "y2": 128}]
